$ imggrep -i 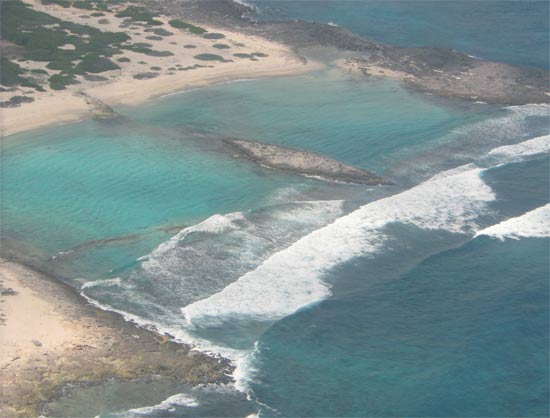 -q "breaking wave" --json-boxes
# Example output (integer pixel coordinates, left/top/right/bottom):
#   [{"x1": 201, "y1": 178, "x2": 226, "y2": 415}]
[
  {"x1": 488, "y1": 134, "x2": 550, "y2": 161},
  {"x1": 125, "y1": 393, "x2": 199, "y2": 416},
  {"x1": 476, "y1": 204, "x2": 550, "y2": 241},
  {"x1": 181, "y1": 166, "x2": 495, "y2": 325}
]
